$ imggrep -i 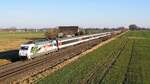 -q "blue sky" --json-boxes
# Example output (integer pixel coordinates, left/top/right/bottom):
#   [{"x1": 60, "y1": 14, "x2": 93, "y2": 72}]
[{"x1": 0, "y1": 0, "x2": 149, "y2": 28}]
